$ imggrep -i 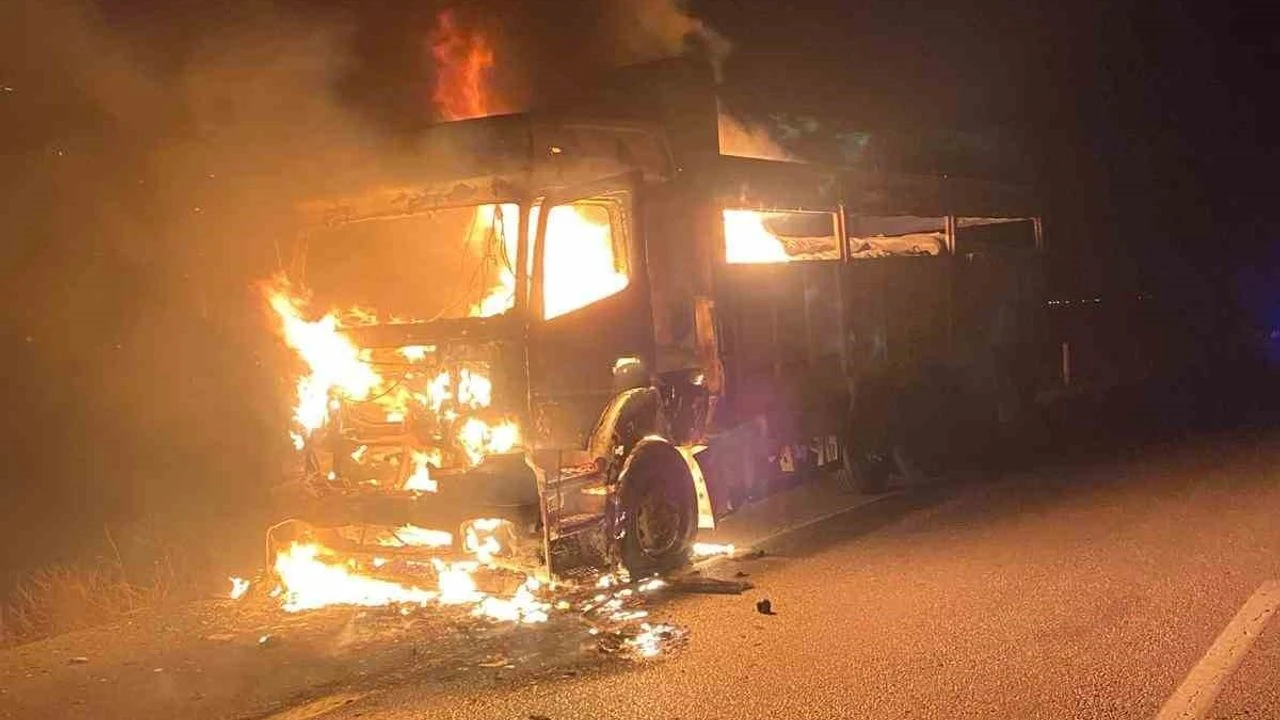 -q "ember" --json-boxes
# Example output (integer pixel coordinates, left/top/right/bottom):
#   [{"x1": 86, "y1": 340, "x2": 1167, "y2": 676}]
[
  {"x1": 627, "y1": 622, "x2": 682, "y2": 658},
  {"x1": 381, "y1": 525, "x2": 452, "y2": 548},
  {"x1": 228, "y1": 576, "x2": 251, "y2": 600},
  {"x1": 403, "y1": 451, "x2": 439, "y2": 493},
  {"x1": 691, "y1": 542, "x2": 736, "y2": 558}
]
